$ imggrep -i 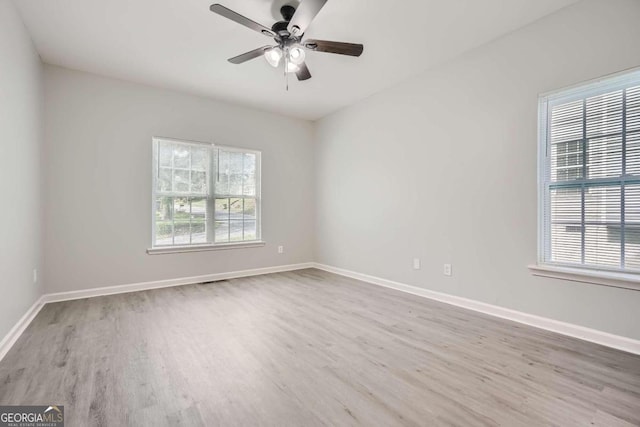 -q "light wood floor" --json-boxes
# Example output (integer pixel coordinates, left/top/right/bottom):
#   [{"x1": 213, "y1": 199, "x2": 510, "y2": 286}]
[{"x1": 0, "y1": 269, "x2": 639, "y2": 426}]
